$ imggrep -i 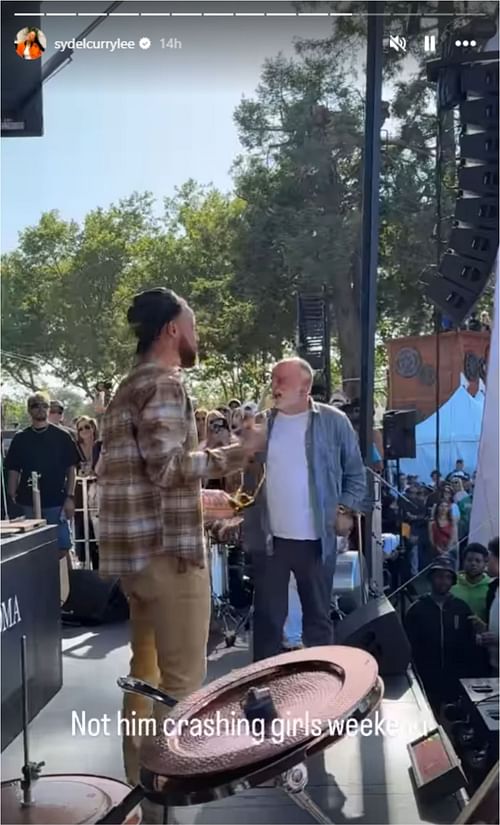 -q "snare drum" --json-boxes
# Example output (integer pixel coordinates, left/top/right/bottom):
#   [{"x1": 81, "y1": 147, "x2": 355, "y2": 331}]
[{"x1": 209, "y1": 543, "x2": 228, "y2": 598}]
